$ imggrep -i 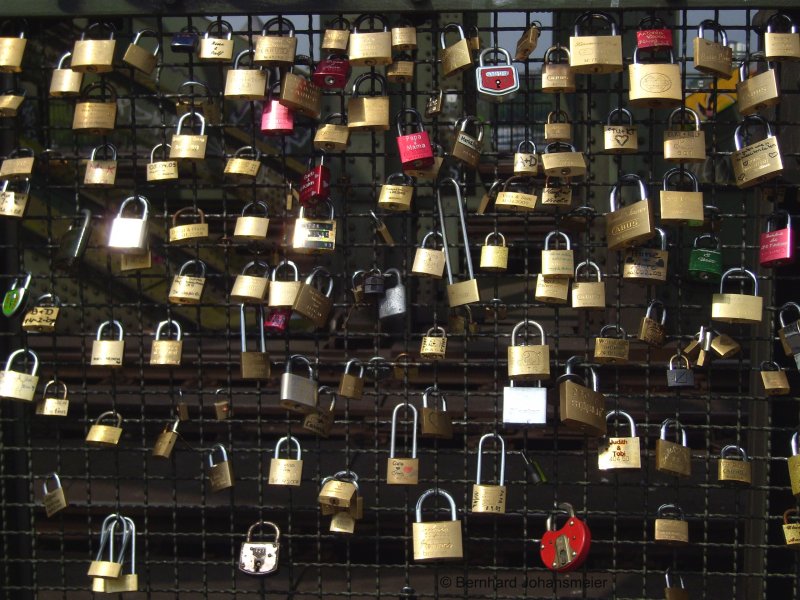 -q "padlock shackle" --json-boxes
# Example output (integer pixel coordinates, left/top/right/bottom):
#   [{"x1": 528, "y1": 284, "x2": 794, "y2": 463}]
[
  {"x1": 476, "y1": 433, "x2": 506, "y2": 486},
  {"x1": 609, "y1": 173, "x2": 648, "y2": 211},
  {"x1": 118, "y1": 195, "x2": 150, "y2": 219},
  {"x1": 719, "y1": 267, "x2": 758, "y2": 296},
  {"x1": 274, "y1": 435, "x2": 302, "y2": 460},
  {"x1": 544, "y1": 230, "x2": 570, "y2": 250},
  {"x1": 606, "y1": 106, "x2": 634, "y2": 126},
  {"x1": 760, "y1": 360, "x2": 782, "y2": 373},
  {"x1": 733, "y1": 114, "x2": 773, "y2": 151},
  {"x1": 318, "y1": 385, "x2": 338, "y2": 411},
  {"x1": 241, "y1": 200, "x2": 270, "y2": 218},
  {"x1": 261, "y1": 16, "x2": 296, "y2": 37},
  {"x1": 546, "y1": 501, "x2": 577, "y2": 531},
  {"x1": 8, "y1": 146, "x2": 34, "y2": 159},
  {"x1": 303, "y1": 266, "x2": 335, "y2": 297},
  {"x1": 132, "y1": 28, "x2": 160, "y2": 55},
  {"x1": 693, "y1": 233, "x2": 719, "y2": 250},
  {"x1": 208, "y1": 442, "x2": 229, "y2": 466},
  {"x1": 546, "y1": 110, "x2": 569, "y2": 125},
  {"x1": 155, "y1": 319, "x2": 182, "y2": 341},
  {"x1": 573, "y1": 11, "x2": 618, "y2": 37},
  {"x1": 439, "y1": 22, "x2": 466, "y2": 49},
  {"x1": 286, "y1": 353, "x2": 314, "y2": 379},
  {"x1": 121, "y1": 516, "x2": 136, "y2": 575},
  {"x1": 784, "y1": 508, "x2": 799, "y2": 525},
  {"x1": 638, "y1": 16, "x2": 668, "y2": 30},
  {"x1": 177, "y1": 80, "x2": 212, "y2": 103},
  {"x1": 477, "y1": 46, "x2": 512, "y2": 67},
  {"x1": 245, "y1": 520, "x2": 280, "y2": 543},
  {"x1": 604, "y1": 409, "x2": 636, "y2": 437},
  {"x1": 390, "y1": 401, "x2": 418, "y2": 458},
  {"x1": 178, "y1": 258, "x2": 206, "y2": 278},
  {"x1": 662, "y1": 167, "x2": 699, "y2": 192},
  {"x1": 420, "y1": 230, "x2": 443, "y2": 250},
  {"x1": 660, "y1": 418, "x2": 688, "y2": 446},
  {"x1": 42, "y1": 378, "x2": 68, "y2": 400},
  {"x1": 233, "y1": 145, "x2": 261, "y2": 161},
  {"x1": 517, "y1": 139, "x2": 537, "y2": 154},
  {"x1": 239, "y1": 304, "x2": 266, "y2": 353},
  {"x1": 385, "y1": 172, "x2": 414, "y2": 188},
  {"x1": 720, "y1": 444, "x2": 748, "y2": 462},
  {"x1": 436, "y1": 177, "x2": 474, "y2": 285},
  {"x1": 599, "y1": 323, "x2": 626, "y2": 340},
  {"x1": 42, "y1": 471, "x2": 63, "y2": 496},
  {"x1": 632, "y1": 46, "x2": 675, "y2": 65},
  {"x1": 171, "y1": 206, "x2": 204, "y2": 228},
  {"x1": 241, "y1": 259, "x2": 271, "y2": 278},
  {"x1": 395, "y1": 108, "x2": 425, "y2": 137},
  {"x1": 645, "y1": 299, "x2": 667, "y2": 324},
  {"x1": 543, "y1": 44, "x2": 570, "y2": 65},
  {"x1": 351, "y1": 73, "x2": 387, "y2": 98},
  {"x1": 325, "y1": 16, "x2": 351, "y2": 31},
  {"x1": 669, "y1": 352, "x2": 690, "y2": 371},
  {"x1": 422, "y1": 386, "x2": 447, "y2": 411},
  {"x1": 96, "y1": 513, "x2": 129, "y2": 565},
  {"x1": 767, "y1": 12, "x2": 798, "y2": 33},
  {"x1": 511, "y1": 319, "x2": 546, "y2": 347},
  {"x1": 150, "y1": 143, "x2": 172, "y2": 163},
  {"x1": 56, "y1": 51, "x2": 73, "y2": 69},
  {"x1": 94, "y1": 410, "x2": 123, "y2": 428},
  {"x1": 96, "y1": 319, "x2": 124, "y2": 341},
  {"x1": 667, "y1": 107, "x2": 701, "y2": 132},
  {"x1": 344, "y1": 358, "x2": 365, "y2": 378},
  {"x1": 656, "y1": 503, "x2": 684, "y2": 520},
  {"x1": 415, "y1": 488, "x2": 457, "y2": 522},
  {"x1": 81, "y1": 21, "x2": 117, "y2": 40},
  {"x1": 271, "y1": 260, "x2": 300, "y2": 284},
  {"x1": 353, "y1": 13, "x2": 388, "y2": 33},
  {"x1": 574, "y1": 260, "x2": 602, "y2": 282},
  {"x1": 697, "y1": 19, "x2": 728, "y2": 46},
  {"x1": 664, "y1": 568, "x2": 686, "y2": 590},
  {"x1": 778, "y1": 302, "x2": 800, "y2": 328},
  {"x1": 455, "y1": 115, "x2": 485, "y2": 142},
  {"x1": 33, "y1": 293, "x2": 60, "y2": 308},
  {"x1": 205, "y1": 19, "x2": 233, "y2": 38},
  {"x1": 176, "y1": 110, "x2": 206, "y2": 135},
  {"x1": 483, "y1": 231, "x2": 506, "y2": 247},
  {"x1": 0, "y1": 19, "x2": 26, "y2": 38},
  {"x1": 765, "y1": 210, "x2": 791, "y2": 233},
  {"x1": 79, "y1": 81, "x2": 118, "y2": 102},
  {"x1": 792, "y1": 432, "x2": 799, "y2": 456}
]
